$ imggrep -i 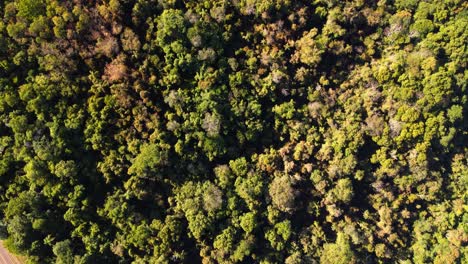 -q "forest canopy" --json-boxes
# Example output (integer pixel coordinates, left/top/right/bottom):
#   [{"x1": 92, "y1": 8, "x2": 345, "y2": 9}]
[{"x1": 0, "y1": 0, "x2": 467, "y2": 263}]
